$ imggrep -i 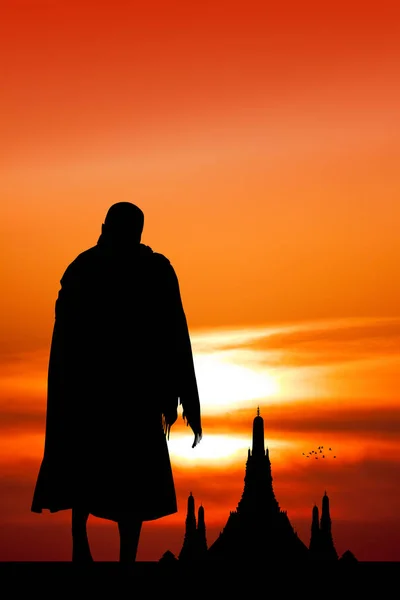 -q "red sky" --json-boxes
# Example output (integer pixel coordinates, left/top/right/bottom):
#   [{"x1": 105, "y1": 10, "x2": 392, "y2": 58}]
[{"x1": 1, "y1": 0, "x2": 400, "y2": 561}]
